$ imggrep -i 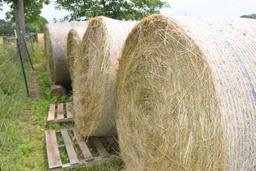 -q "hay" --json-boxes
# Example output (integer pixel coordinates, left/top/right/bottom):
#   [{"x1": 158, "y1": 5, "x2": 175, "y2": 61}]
[
  {"x1": 37, "y1": 33, "x2": 44, "y2": 43},
  {"x1": 67, "y1": 23, "x2": 88, "y2": 82},
  {"x1": 73, "y1": 16, "x2": 136, "y2": 136},
  {"x1": 44, "y1": 22, "x2": 87, "y2": 86},
  {"x1": 116, "y1": 15, "x2": 256, "y2": 171}
]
